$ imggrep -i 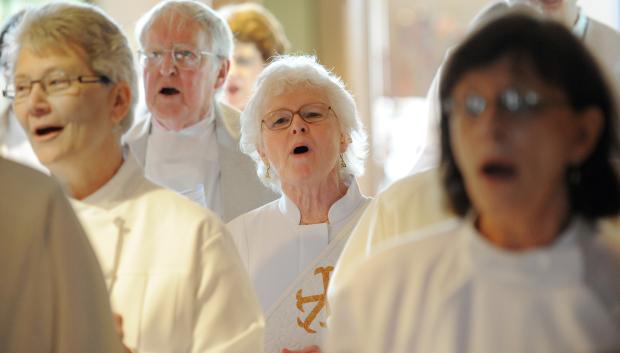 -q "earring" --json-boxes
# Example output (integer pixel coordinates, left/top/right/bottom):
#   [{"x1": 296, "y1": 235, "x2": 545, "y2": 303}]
[
  {"x1": 265, "y1": 163, "x2": 271, "y2": 179},
  {"x1": 340, "y1": 154, "x2": 347, "y2": 168}
]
